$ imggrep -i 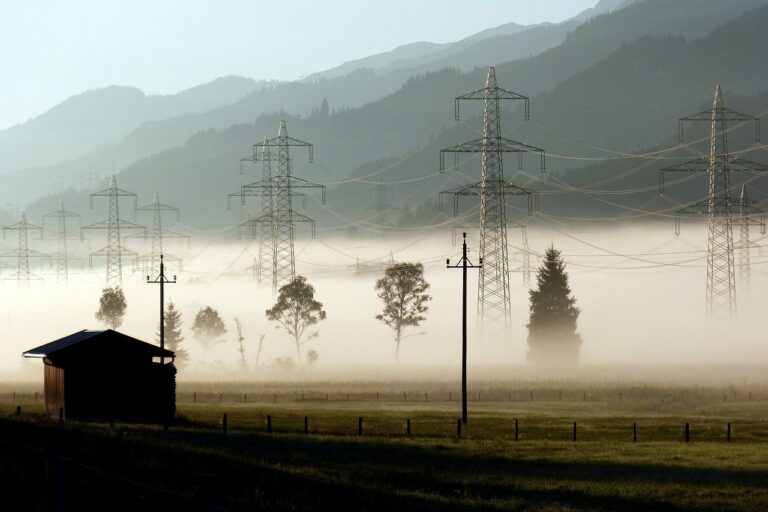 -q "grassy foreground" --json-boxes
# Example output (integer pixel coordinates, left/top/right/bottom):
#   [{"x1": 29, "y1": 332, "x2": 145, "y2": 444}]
[{"x1": 1, "y1": 388, "x2": 767, "y2": 511}]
